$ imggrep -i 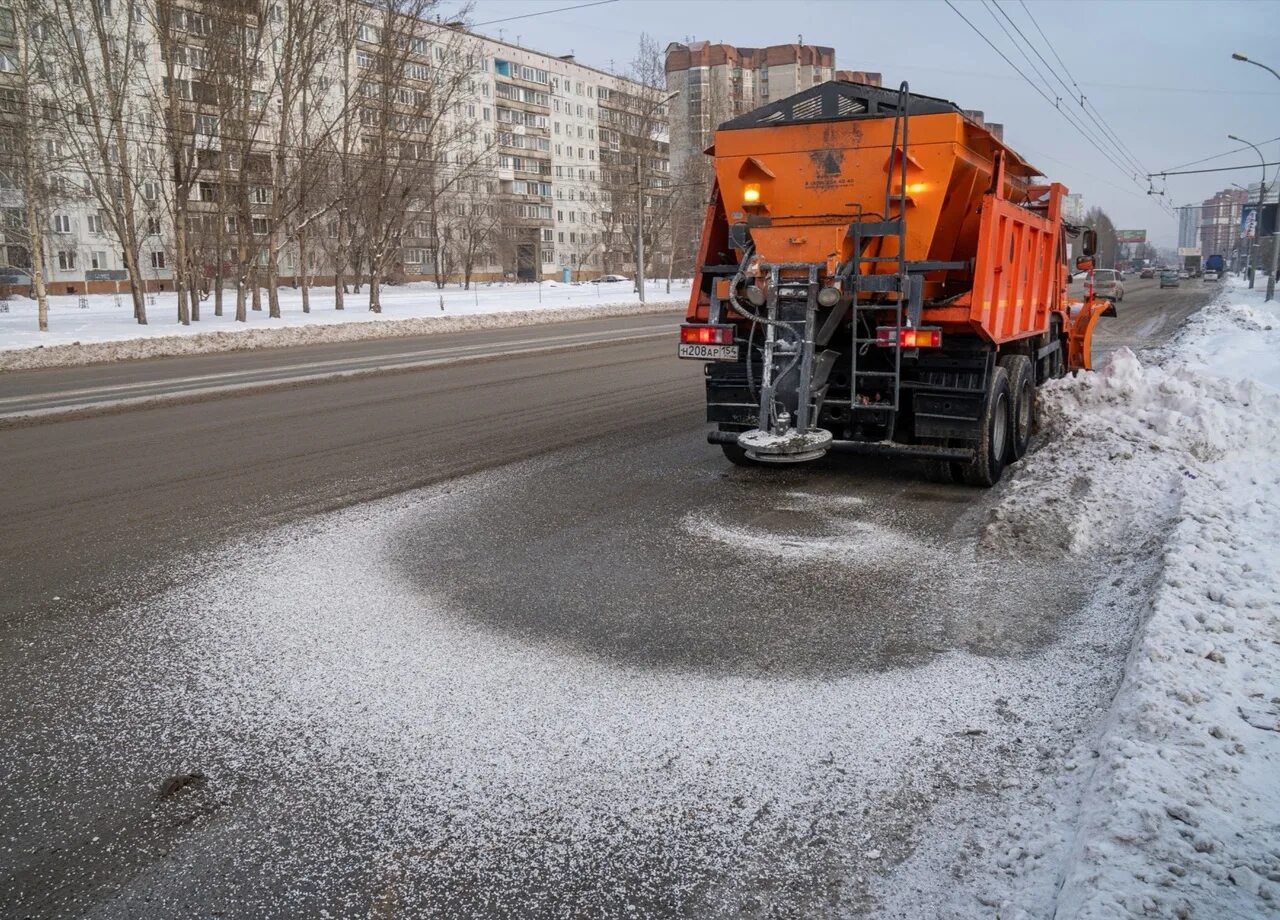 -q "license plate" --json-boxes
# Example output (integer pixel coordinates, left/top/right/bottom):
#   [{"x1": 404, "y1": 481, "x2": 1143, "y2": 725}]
[{"x1": 678, "y1": 343, "x2": 739, "y2": 361}]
